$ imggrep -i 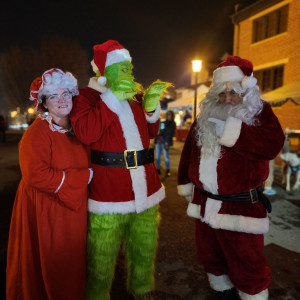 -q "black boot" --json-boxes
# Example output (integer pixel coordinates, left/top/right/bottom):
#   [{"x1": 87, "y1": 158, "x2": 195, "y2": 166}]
[
  {"x1": 215, "y1": 288, "x2": 240, "y2": 300},
  {"x1": 166, "y1": 169, "x2": 171, "y2": 177},
  {"x1": 157, "y1": 167, "x2": 161, "y2": 175}
]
